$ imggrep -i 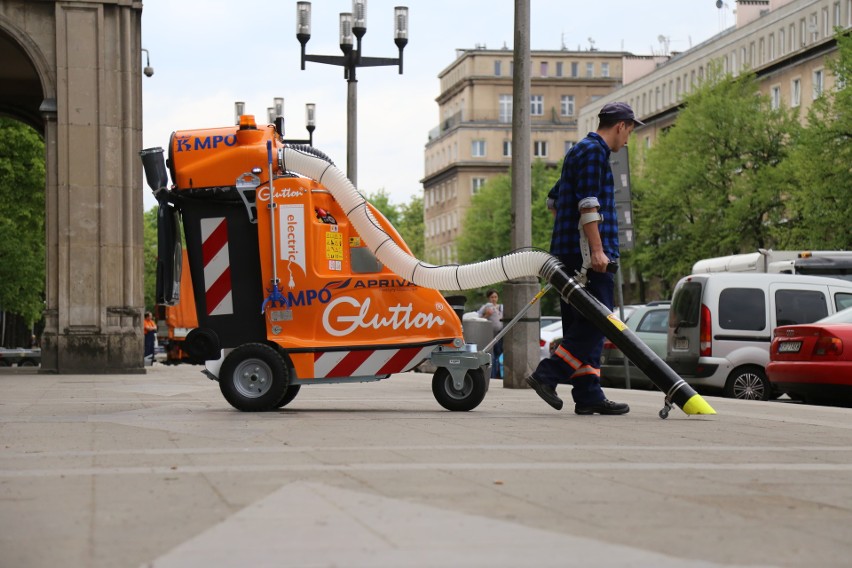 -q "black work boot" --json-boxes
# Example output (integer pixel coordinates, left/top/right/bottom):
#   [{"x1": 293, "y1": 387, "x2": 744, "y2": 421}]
[
  {"x1": 526, "y1": 376, "x2": 563, "y2": 410},
  {"x1": 574, "y1": 399, "x2": 630, "y2": 415}
]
